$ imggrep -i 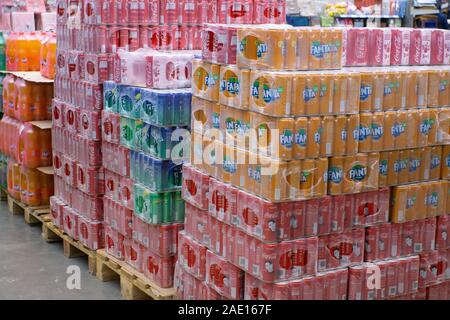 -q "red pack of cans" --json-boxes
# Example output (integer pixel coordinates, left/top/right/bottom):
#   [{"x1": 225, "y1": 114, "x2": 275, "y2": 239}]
[
  {"x1": 317, "y1": 229, "x2": 365, "y2": 271},
  {"x1": 218, "y1": 0, "x2": 253, "y2": 24},
  {"x1": 124, "y1": 239, "x2": 144, "y2": 272},
  {"x1": 83, "y1": 53, "x2": 114, "y2": 83},
  {"x1": 182, "y1": 163, "x2": 210, "y2": 211},
  {"x1": 104, "y1": 169, "x2": 120, "y2": 201},
  {"x1": 103, "y1": 196, "x2": 133, "y2": 237},
  {"x1": 50, "y1": 196, "x2": 66, "y2": 228},
  {"x1": 62, "y1": 155, "x2": 77, "y2": 187},
  {"x1": 118, "y1": 176, "x2": 134, "y2": 209},
  {"x1": 77, "y1": 215, "x2": 105, "y2": 250},
  {"x1": 143, "y1": 248, "x2": 176, "y2": 288},
  {"x1": 102, "y1": 141, "x2": 130, "y2": 177},
  {"x1": 76, "y1": 164, "x2": 105, "y2": 195},
  {"x1": 63, "y1": 205, "x2": 79, "y2": 240},
  {"x1": 426, "y1": 280, "x2": 450, "y2": 300},
  {"x1": 77, "y1": 109, "x2": 102, "y2": 141},
  {"x1": 178, "y1": 231, "x2": 208, "y2": 280},
  {"x1": 101, "y1": 111, "x2": 121, "y2": 144},
  {"x1": 72, "y1": 188, "x2": 104, "y2": 221},
  {"x1": 52, "y1": 99, "x2": 65, "y2": 128},
  {"x1": 174, "y1": 263, "x2": 210, "y2": 300},
  {"x1": 418, "y1": 250, "x2": 447, "y2": 288},
  {"x1": 209, "y1": 176, "x2": 237, "y2": 225},
  {"x1": 348, "y1": 256, "x2": 420, "y2": 300},
  {"x1": 184, "y1": 202, "x2": 210, "y2": 247},
  {"x1": 202, "y1": 24, "x2": 237, "y2": 65},
  {"x1": 105, "y1": 225, "x2": 126, "y2": 260},
  {"x1": 436, "y1": 215, "x2": 450, "y2": 249},
  {"x1": 245, "y1": 268, "x2": 348, "y2": 300},
  {"x1": 206, "y1": 249, "x2": 245, "y2": 299},
  {"x1": 252, "y1": 0, "x2": 286, "y2": 24},
  {"x1": 75, "y1": 134, "x2": 102, "y2": 167}
]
